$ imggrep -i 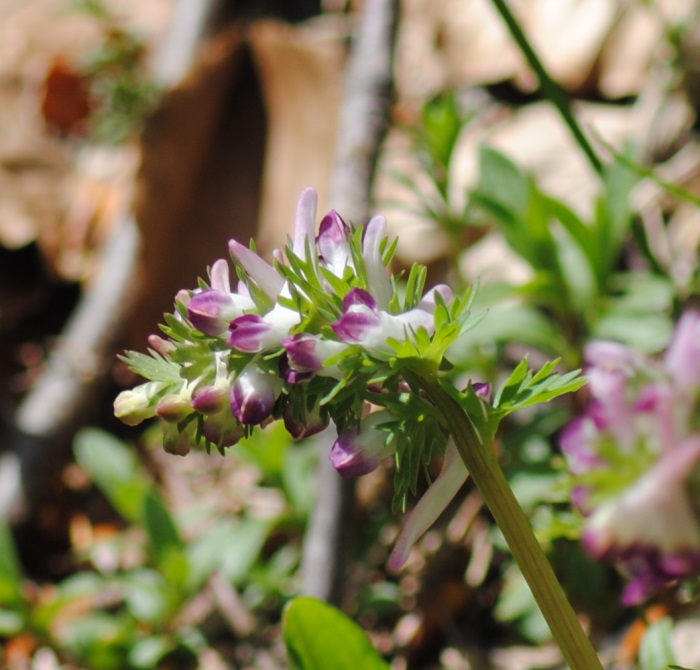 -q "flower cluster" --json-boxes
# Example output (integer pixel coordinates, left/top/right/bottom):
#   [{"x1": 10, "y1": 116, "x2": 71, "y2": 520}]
[
  {"x1": 560, "y1": 311, "x2": 700, "y2": 605},
  {"x1": 115, "y1": 189, "x2": 476, "y2": 553}
]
